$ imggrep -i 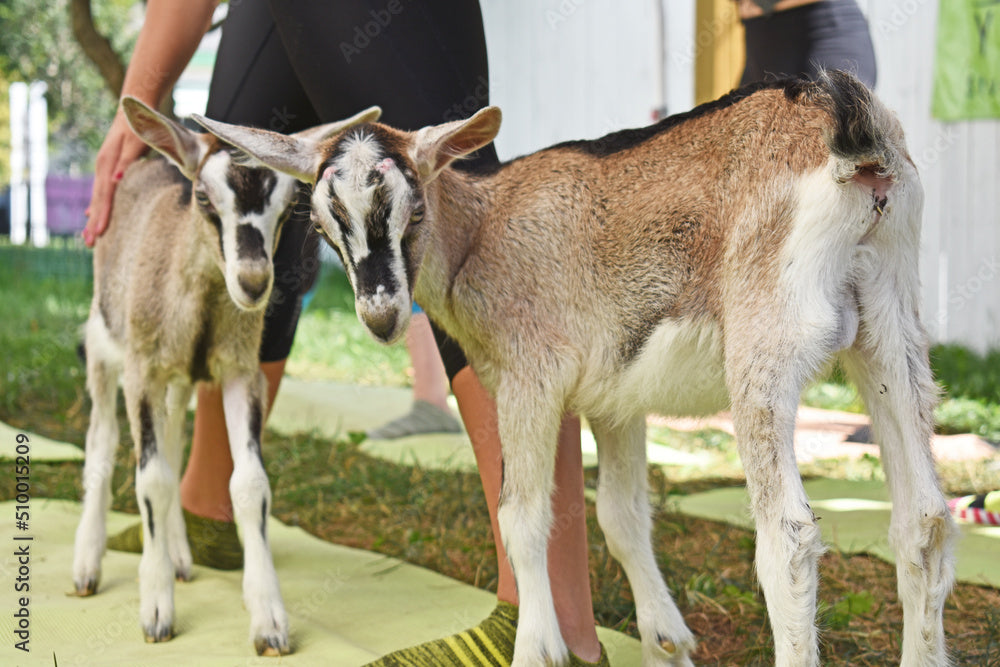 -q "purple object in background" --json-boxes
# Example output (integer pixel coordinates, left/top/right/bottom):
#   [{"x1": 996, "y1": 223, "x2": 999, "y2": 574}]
[{"x1": 46, "y1": 174, "x2": 93, "y2": 236}]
